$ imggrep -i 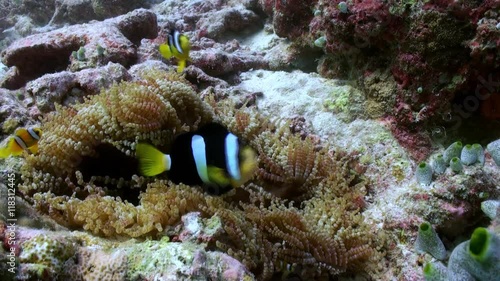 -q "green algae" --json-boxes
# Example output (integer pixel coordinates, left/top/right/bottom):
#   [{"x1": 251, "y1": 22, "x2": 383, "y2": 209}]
[{"x1": 323, "y1": 86, "x2": 351, "y2": 114}]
